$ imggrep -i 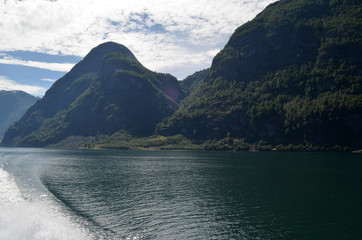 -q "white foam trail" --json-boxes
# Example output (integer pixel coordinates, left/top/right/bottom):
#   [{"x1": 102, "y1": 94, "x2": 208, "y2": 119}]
[
  {"x1": 0, "y1": 166, "x2": 91, "y2": 240},
  {"x1": 0, "y1": 166, "x2": 23, "y2": 205}
]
